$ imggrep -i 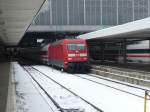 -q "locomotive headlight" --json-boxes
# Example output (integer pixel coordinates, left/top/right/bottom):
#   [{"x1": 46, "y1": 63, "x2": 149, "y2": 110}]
[
  {"x1": 65, "y1": 61, "x2": 68, "y2": 64},
  {"x1": 68, "y1": 54, "x2": 75, "y2": 57},
  {"x1": 68, "y1": 58, "x2": 72, "y2": 60},
  {"x1": 80, "y1": 53, "x2": 87, "y2": 57}
]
